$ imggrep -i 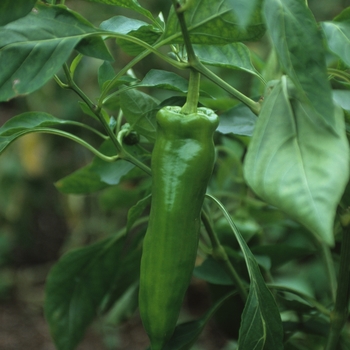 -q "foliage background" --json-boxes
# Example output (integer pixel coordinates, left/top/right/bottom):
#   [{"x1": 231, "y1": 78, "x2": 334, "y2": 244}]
[{"x1": 0, "y1": 0, "x2": 348, "y2": 349}]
